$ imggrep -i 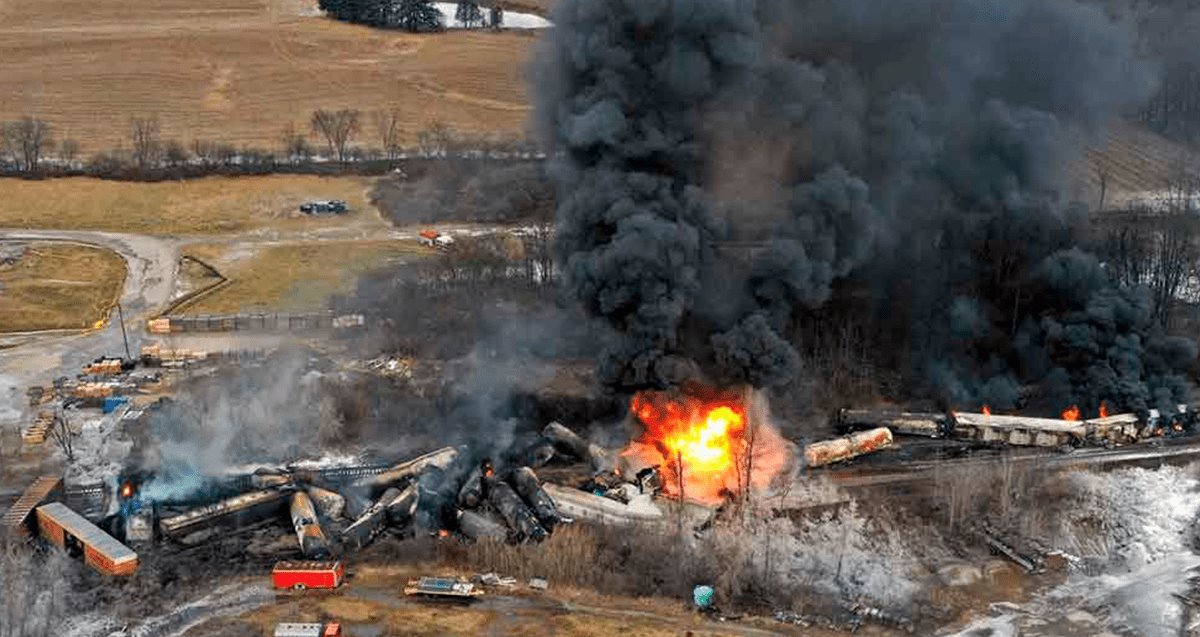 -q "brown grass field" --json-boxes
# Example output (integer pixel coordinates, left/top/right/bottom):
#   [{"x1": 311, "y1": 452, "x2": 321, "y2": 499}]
[
  {"x1": 0, "y1": 241, "x2": 127, "y2": 332},
  {"x1": 0, "y1": 0, "x2": 536, "y2": 154},
  {"x1": 177, "y1": 239, "x2": 427, "y2": 313},
  {"x1": 0, "y1": 175, "x2": 381, "y2": 234}
]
